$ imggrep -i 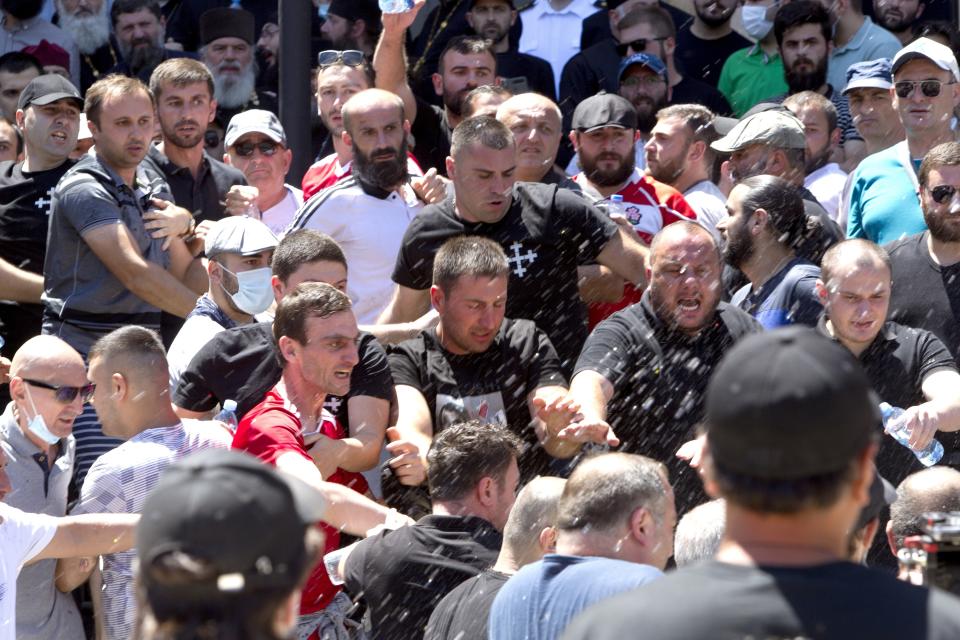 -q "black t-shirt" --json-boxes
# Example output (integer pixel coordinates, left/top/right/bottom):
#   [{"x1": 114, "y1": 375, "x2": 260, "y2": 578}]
[
  {"x1": 670, "y1": 75, "x2": 733, "y2": 116},
  {"x1": 392, "y1": 182, "x2": 619, "y2": 371},
  {"x1": 496, "y1": 51, "x2": 556, "y2": 102},
  {"x1": 560, "y1": 560, "x2": 960, "y2": 640},
  {"x1": 343, "y1": 514, "x2": 501, "y2": 640},
  {"x1": 141, "y1": 145, "x2": 246, "y2": 224},
  {"x1": 887, "y1": 232, "x2": 960, "y2": 365},
  {"x1": 425, "y1": 568, "x2": 509, "y2": 640},
  {"x1": 0, "y1": 159, "x2": 75, "y2": 357},
  {"x1": 574, "y1": 293, "x2": 761, "y2": 513},
  {"x1": 675, "y1": 28, "x2": 750, "y2": 88},
  {"x1": 410, "y1": 97, "x2": 454, "y2": 175},
  {"x1": 389, "y1": 318, "x2": 566, "y2": 480},
  {"x1": 171, "y1": 322, "x2": 393, "y2": 428}
]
